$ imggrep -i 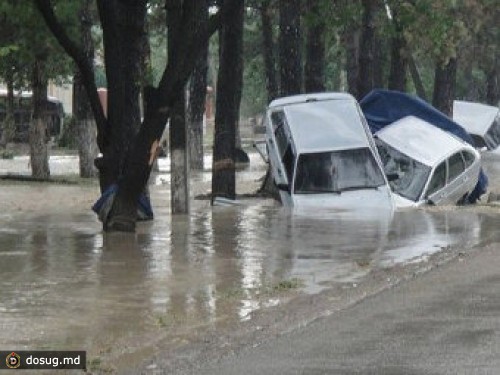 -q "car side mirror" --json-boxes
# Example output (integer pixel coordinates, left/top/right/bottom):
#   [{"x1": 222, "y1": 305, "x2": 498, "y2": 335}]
[
  {"x1": 387, "y1": 173, "x2": 399, "y2": 182},
  {"x1": 276, "y1": 183, "x2": 290, "y2": 192}
]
